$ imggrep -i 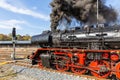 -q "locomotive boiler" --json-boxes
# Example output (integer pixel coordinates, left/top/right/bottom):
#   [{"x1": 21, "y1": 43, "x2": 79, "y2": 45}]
[
  {"x1": 29, "y1": 24, "x2": 120, "y2": 79},
  {"x1": 32, "y1": 25, "x2": 120, "y2": 49}
]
